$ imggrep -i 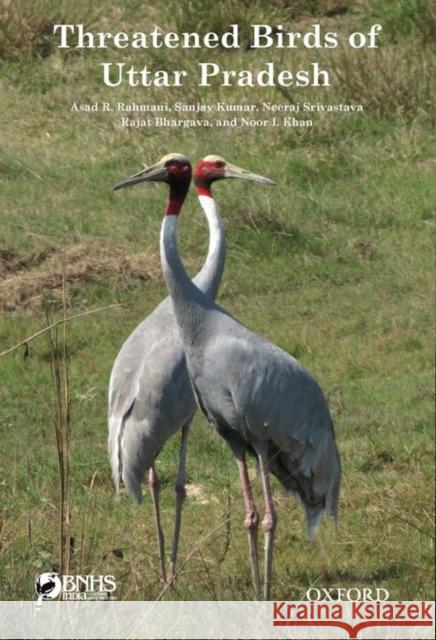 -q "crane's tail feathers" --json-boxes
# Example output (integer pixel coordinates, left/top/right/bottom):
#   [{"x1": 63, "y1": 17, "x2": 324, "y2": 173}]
[
  {"x1": 108, "y1": 402, "x2": 145, "y2": 503},
  {"x1": 306, "y1": 507, "x2": 323, "y2": 542},
  {"x1": 325, "y1": 449, "x2": 341, "y2": 531},
  {"x1": 305, "y1": 446, "x2": 341, "y2": 541},
  {"x1": 109, "y1": 405, "x2": 168, "y2": 505},
  {"x1": 122, "y1": 467, "x2": 144, "y2": 504},
  {"x1": 108, "y1": 415, "x2": 124, "y2": 493}
]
